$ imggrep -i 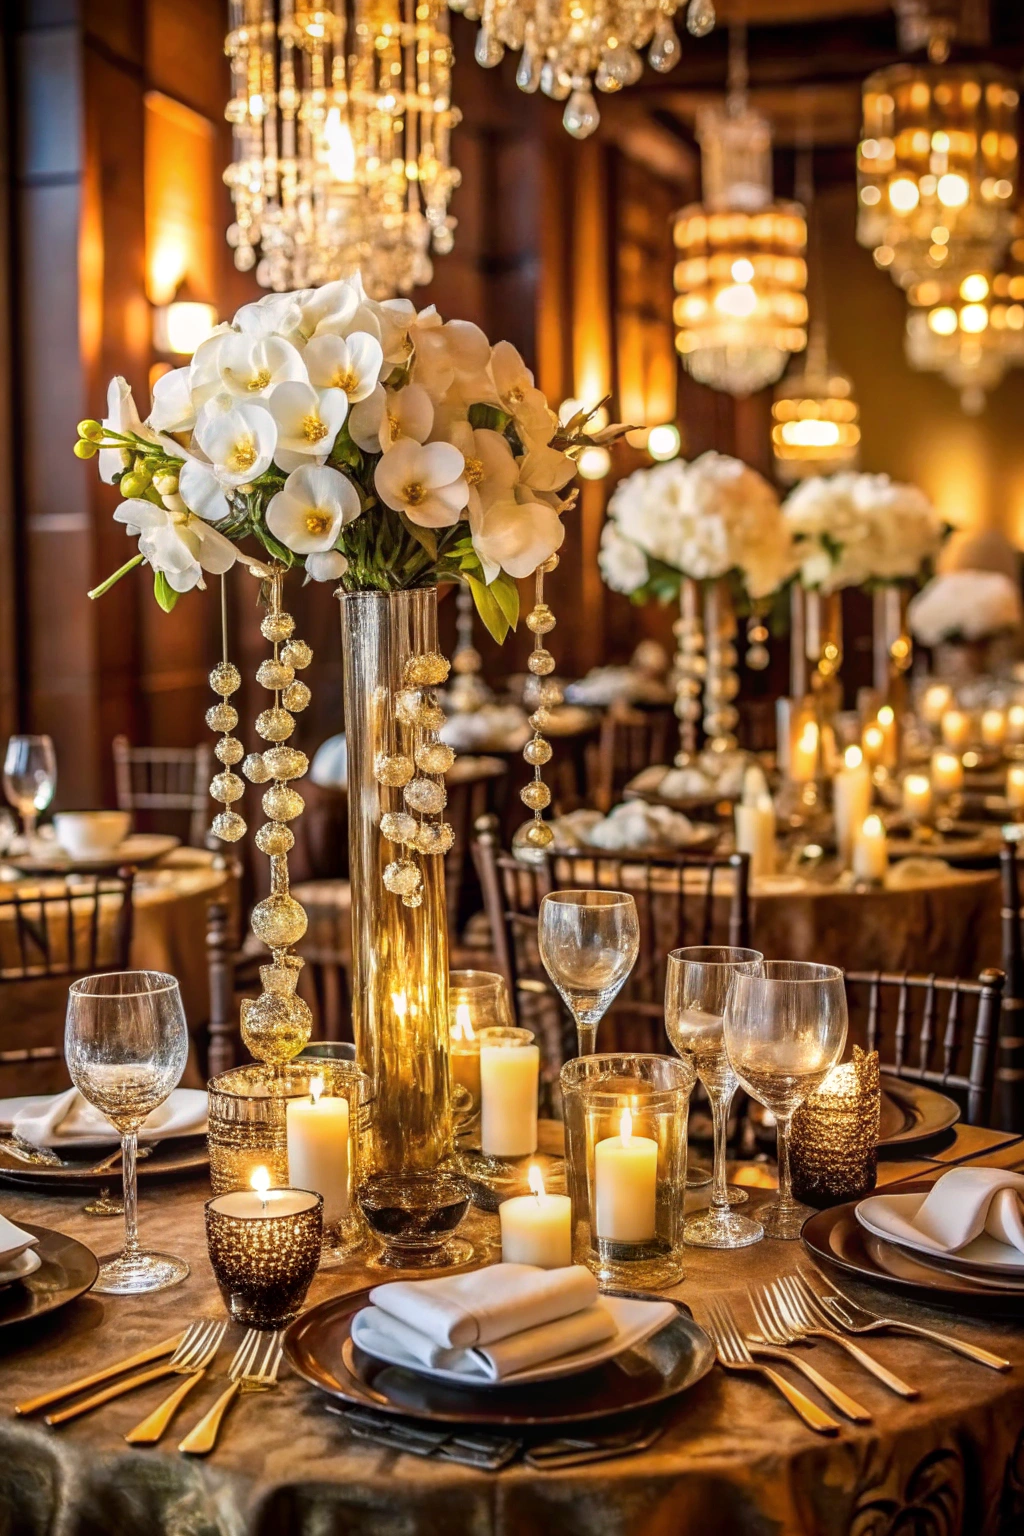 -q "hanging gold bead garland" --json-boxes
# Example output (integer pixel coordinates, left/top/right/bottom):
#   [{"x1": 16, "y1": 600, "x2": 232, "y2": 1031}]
[
  {"x1": 207, "y1": 577, "x2": 248, "y2": 844},
  {"x1": 672, "y1": 578, "x2": 703, "y2": 766},
  {"x1": 377, "y1": 649, "x2": 456, "y2": 907},
  {"x1": 513, "y1": 555, "x2": 559, "y2": 852}
]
